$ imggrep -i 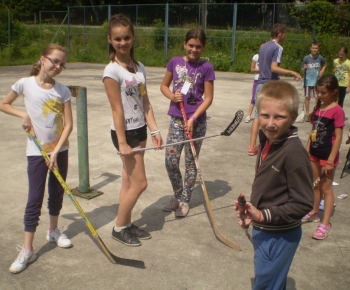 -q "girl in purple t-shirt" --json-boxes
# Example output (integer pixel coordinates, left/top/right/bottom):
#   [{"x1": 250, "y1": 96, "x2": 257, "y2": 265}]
[
  {"x1": 160, "y1": 29, "x2": 215, "y2": 217},
  {"x1": 304, "y1": 74, "x2": 344, "y2": 240}
]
